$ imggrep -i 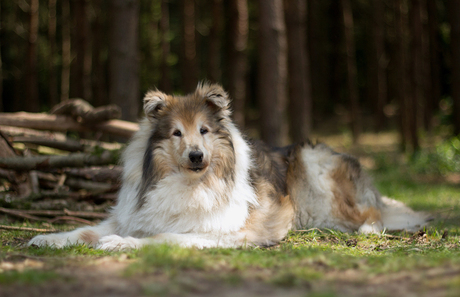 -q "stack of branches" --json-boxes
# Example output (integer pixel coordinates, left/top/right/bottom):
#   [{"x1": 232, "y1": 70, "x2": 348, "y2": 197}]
[{"x1": 0, "y1": 99, "x2": 139, "y2": 227}]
